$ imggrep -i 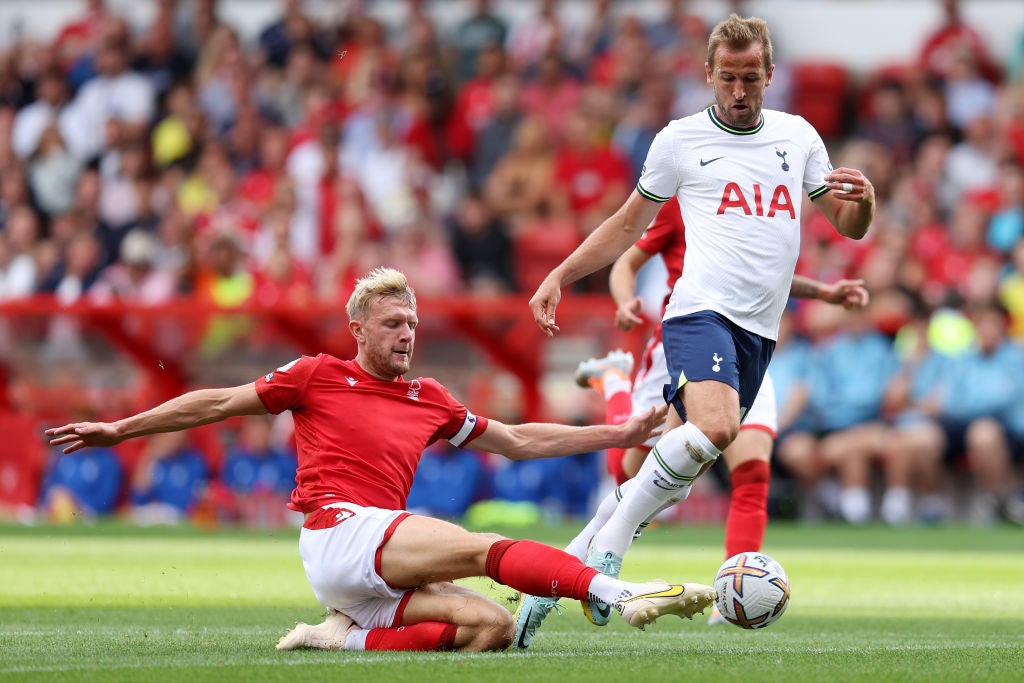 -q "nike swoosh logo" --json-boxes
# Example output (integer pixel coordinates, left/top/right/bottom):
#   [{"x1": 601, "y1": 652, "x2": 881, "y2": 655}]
[
  {"x1": 700, "y1": 156, "x2": 725, "y2": 166},
  {"x1": 595, "y1": 603, "x2": 611, "y2": 620},
  {"x1": 515, "y1": 606, "x2": 534, "y2": 648}
]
